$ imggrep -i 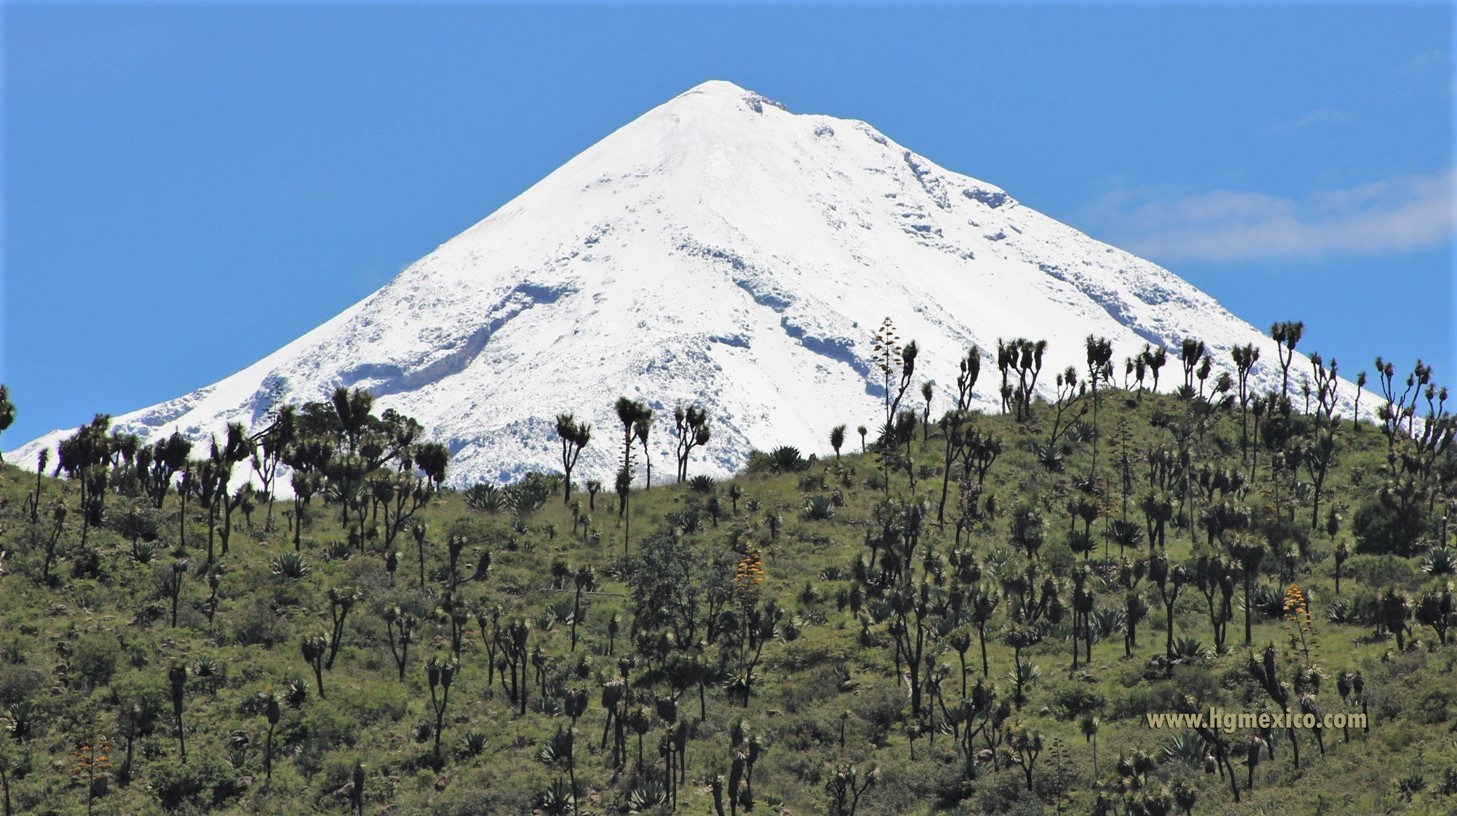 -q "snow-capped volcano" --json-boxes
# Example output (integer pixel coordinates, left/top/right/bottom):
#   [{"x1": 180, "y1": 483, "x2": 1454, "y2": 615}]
[{"x1": 9, "y1": 80, "x2": 1371, "y2": 485}]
